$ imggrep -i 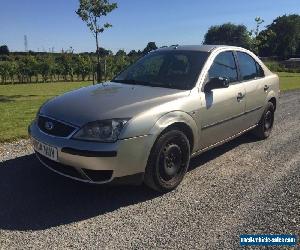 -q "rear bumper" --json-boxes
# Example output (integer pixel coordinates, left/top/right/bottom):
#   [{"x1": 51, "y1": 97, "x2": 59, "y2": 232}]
[{"x1": 29, "y1": 121, "x2": 155, "y2": 184}]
